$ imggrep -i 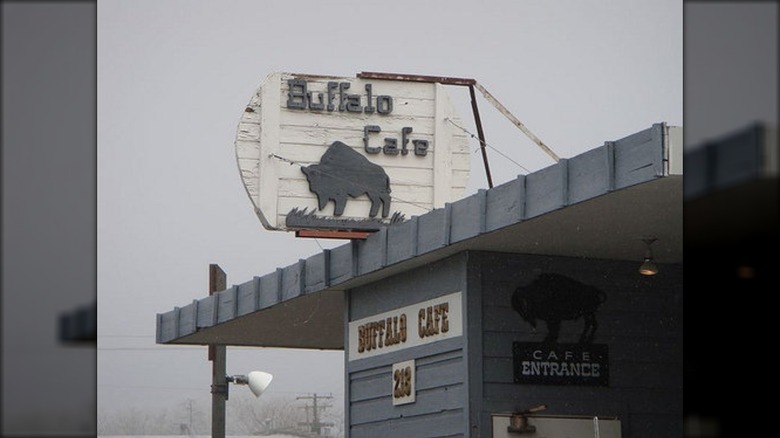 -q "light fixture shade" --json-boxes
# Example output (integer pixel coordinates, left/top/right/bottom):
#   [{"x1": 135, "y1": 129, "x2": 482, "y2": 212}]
[
  {"x1": 639, "y1": 237, "x2": 659, "y2": 276},
  {"x1": 639, "y1": 258, "x2": 658, "y2": 276},
  {"x1": 247, "y1": 371, "x2": 273, "y2": 397}
]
